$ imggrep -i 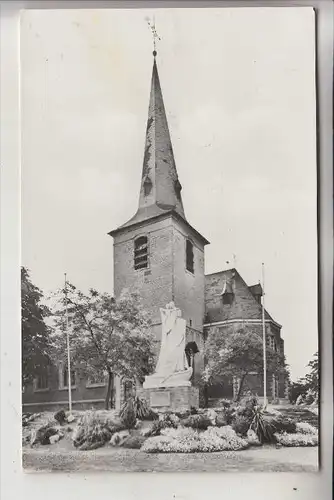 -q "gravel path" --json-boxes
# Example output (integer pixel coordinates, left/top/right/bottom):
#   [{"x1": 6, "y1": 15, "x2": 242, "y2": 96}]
[{"x1": 22, "y1": 445, "x2": 318, "y2": 473}]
